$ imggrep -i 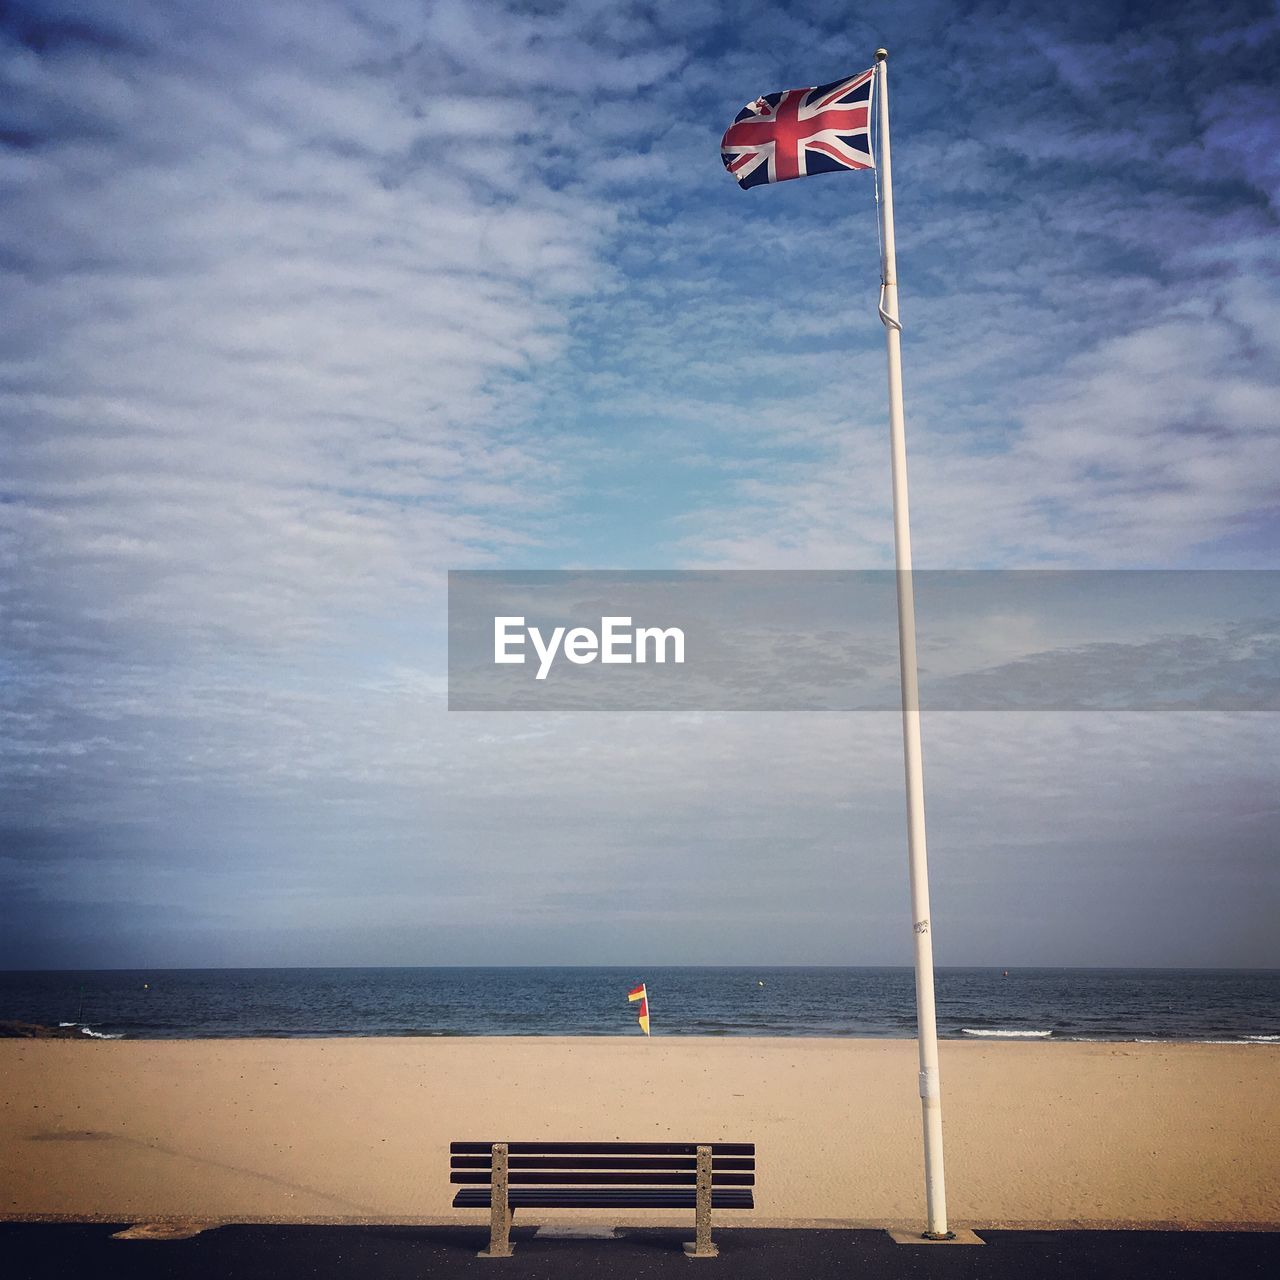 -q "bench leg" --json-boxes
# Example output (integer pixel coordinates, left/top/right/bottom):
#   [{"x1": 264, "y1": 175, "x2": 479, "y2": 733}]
[
  {"x1": 478, "y1": 1143, "x2": 514, "y2": 1258},
  {"x1": 682, "y1": 1144, "x2": 718, "y2": 1259}
]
